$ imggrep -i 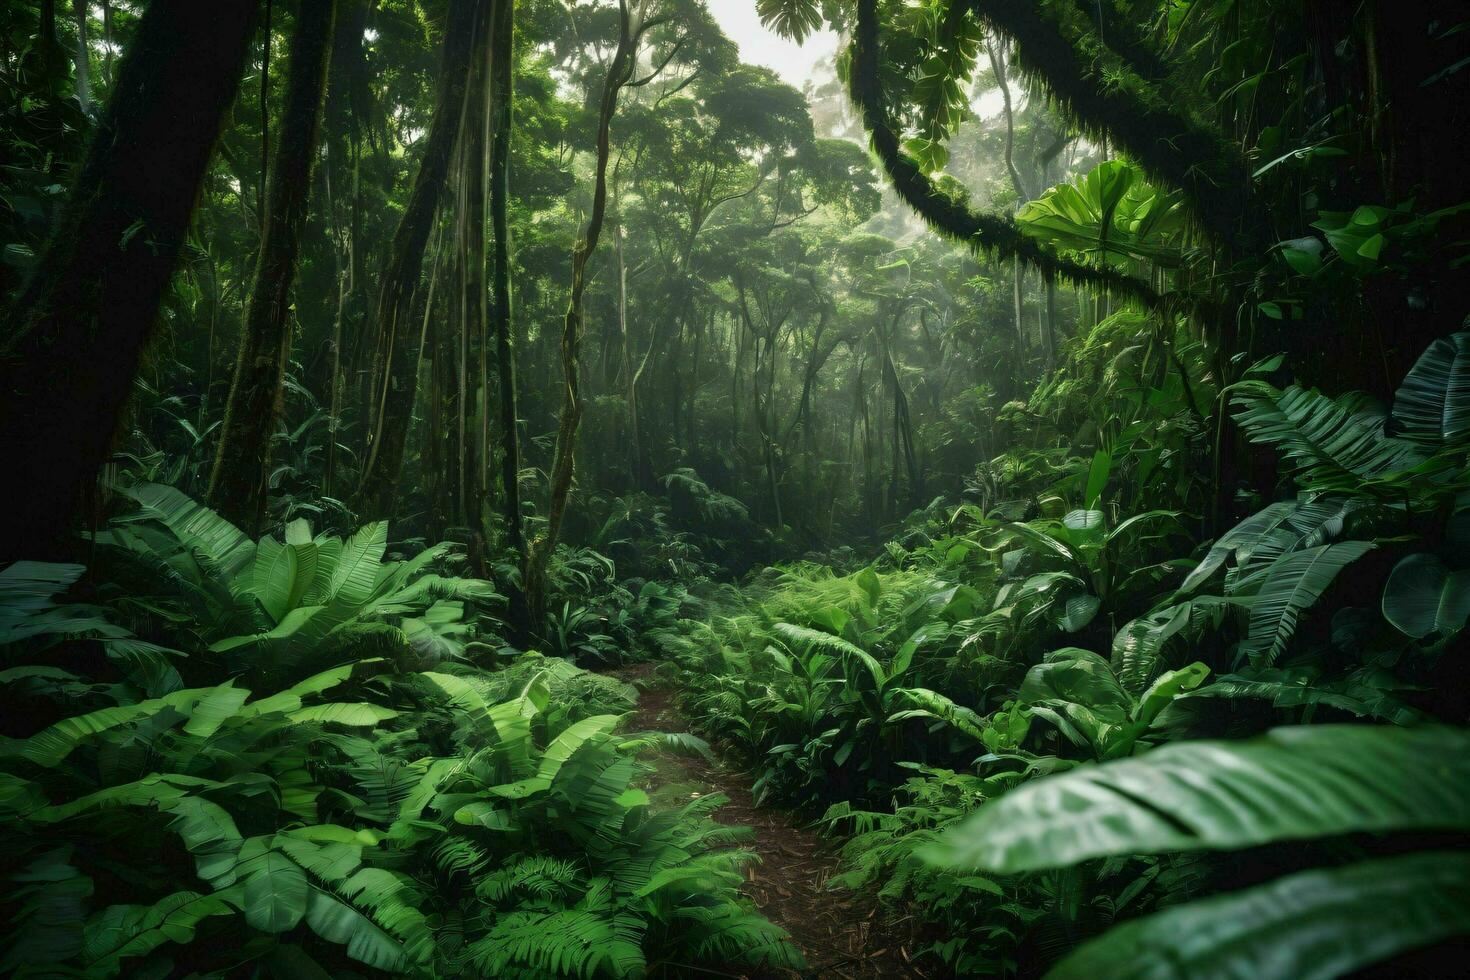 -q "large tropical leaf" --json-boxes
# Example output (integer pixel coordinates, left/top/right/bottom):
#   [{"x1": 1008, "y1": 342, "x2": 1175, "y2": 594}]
[
  {"x1": 926, "y1": 725, "x2": 1470, "y2": 872},
  {"x1": 1017, "y1": 160, "x2": 1186, "y2": 266},
  {"x1": 326, "y1": 522, "x2": 388, "y2": 607},
  {"x1": 207, "y1": 604, "x2": 328, "y2": 654},
  {"x1": 123, "y1": 483, "x2": 256, "y2": 582},
  {"x1": 1382, "y1": 552, "x2": 1470, "y2": 639},
  {"x1": 464, "y1": 715, "x2": 622, "y2": 808},
  {"x1": 755, "y1": 0, "x2": 823, "y2": 42},
  {"x1": 1180, "y1": 497, "x2": 1365, "y2": 597},
  {"x1": 290, "y1": 702, "x2": 400, "y2": 727},
  {"x1": 303, "y1": 889, "x2": 408, "y2": 971},
  {"x1": 251, "y1": 535, "x2": 307, "y2": 624},
  {"x1": 1048, "y1": 851, "x2": 1470, "y2": 980},
  {"x1": 417, "y1": 671, "x2": 546, "y2": 775},
  {"x1": 1391, "y1": 331, "x2": 1470, "y2": 447},
  {"x1": 1232, "y1": 381, "x2": 1428, "y2": 492},
  {"x1": 1111, "y1": 598, "x2": 1235, "y2": 694},
  {"x1": 1179, "y1": 501, "x2": 1299, "y2": 594},
  {"x1": 242, "y1": 851, "x2": 309, "y2": 933},
  {"x1": 887, "y1": 687, "x2": 990, "y2": 742},
  {"x1": 11, "y1": 683, "x2": 245, "y2": 766},
  {"x1": 1187, "y1": 666, "x2": 1425, "y2": 725},
  {"x1": 82, "y1": 889, "x2": 239, "y2": 975},
  {"x1": 1239, "y1": 541, "x2": 1374, "y2": 665},
  {"x1": 0, "y1": 561, "x2": 135, "y2": 646}
]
